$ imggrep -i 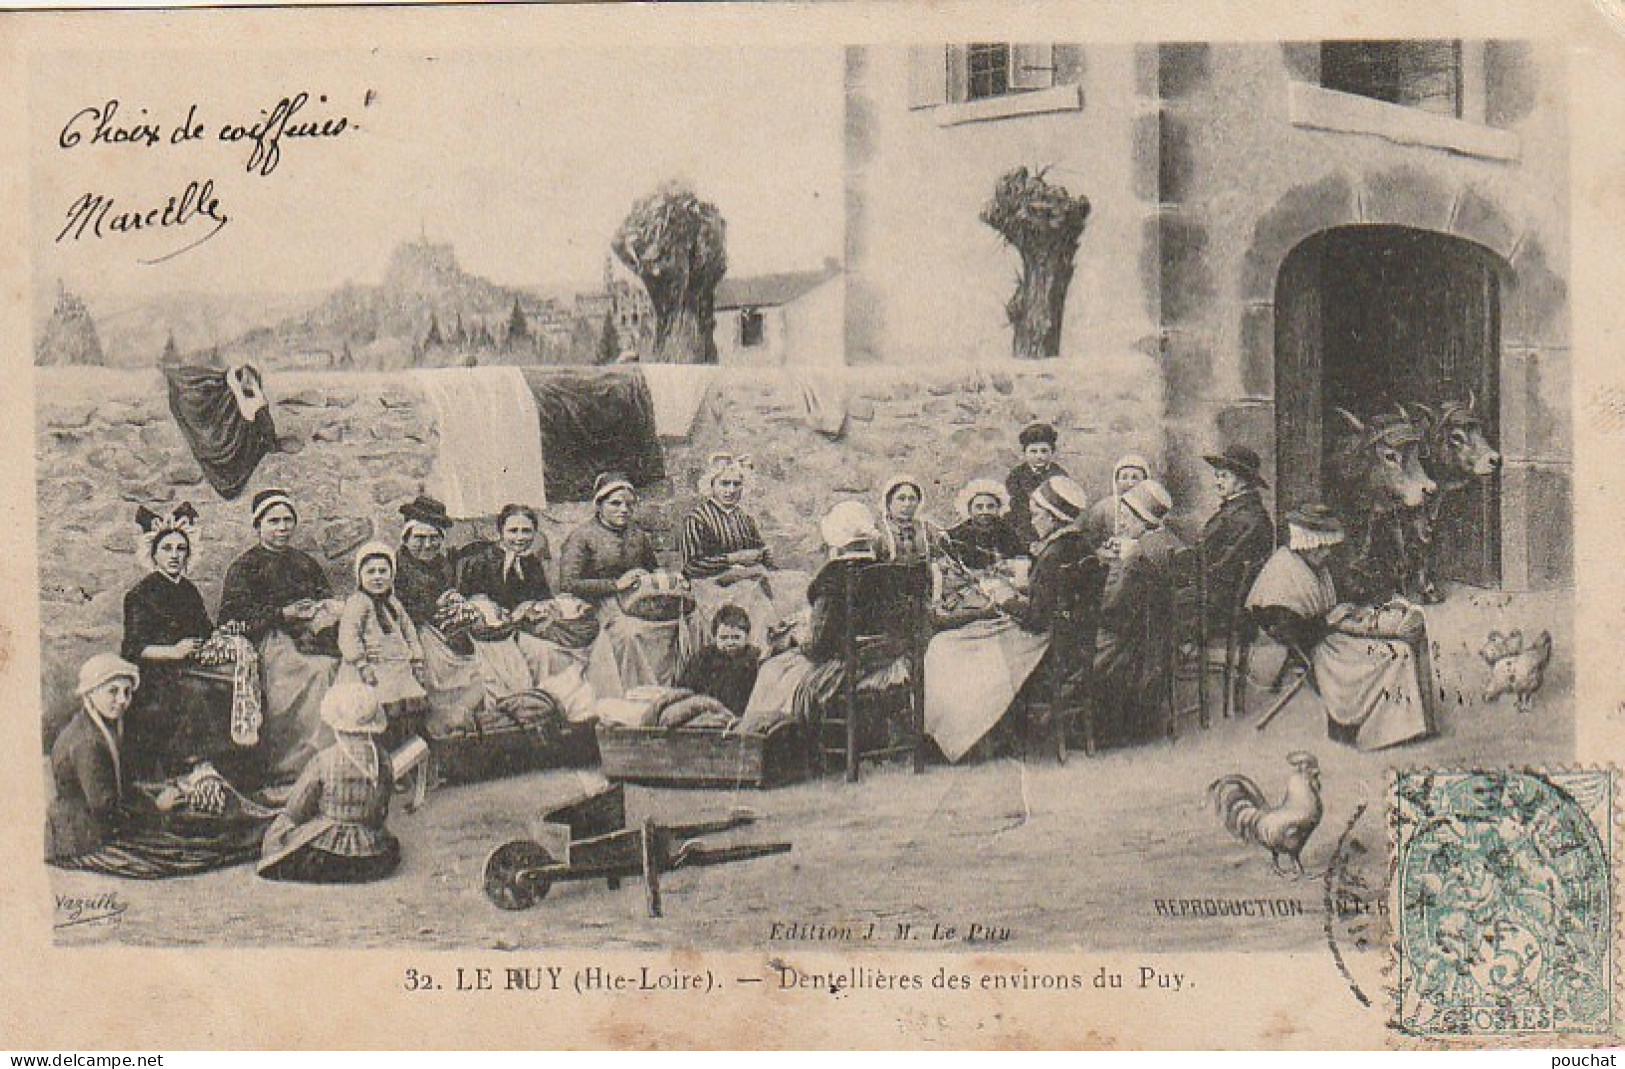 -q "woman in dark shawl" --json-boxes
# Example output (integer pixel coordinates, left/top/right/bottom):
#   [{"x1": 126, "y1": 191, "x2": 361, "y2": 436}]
[
  {"x1": 943, "y1": 479, "x2": 1027, "y2": 572},
  {"x1": 218, "y1": 489, "x2": 339, "y2": 784},
  {"x1": 395, "y1": 495, "x2": 459, "y2": 627},
  {"x1": 121, "y1": 503, "x2": 215, "y2": 781},
  {"x1": 391, "y1": 495, "x2": 487, "y2": 732},
  {"x1": 791, "y1": 501, "x2": 928, "y2": 749},
  {"x1": 457, "y1": 503, "x2": 553, "y2": 612}
]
